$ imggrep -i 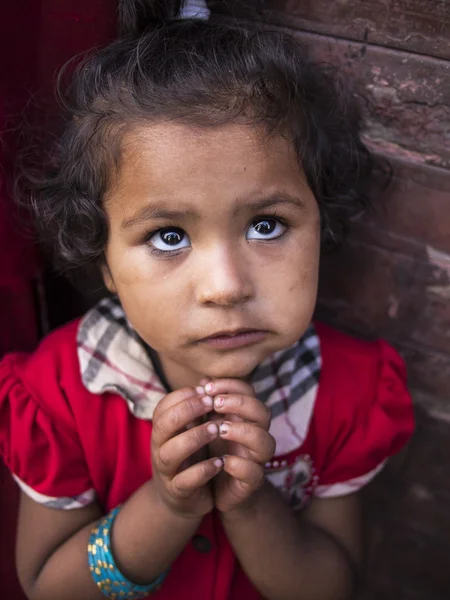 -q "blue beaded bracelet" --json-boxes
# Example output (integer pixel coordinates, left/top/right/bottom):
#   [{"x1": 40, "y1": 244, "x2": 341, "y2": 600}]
[{"x1": 88, "y1": 506, "x2": 168, "y2": 598}]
